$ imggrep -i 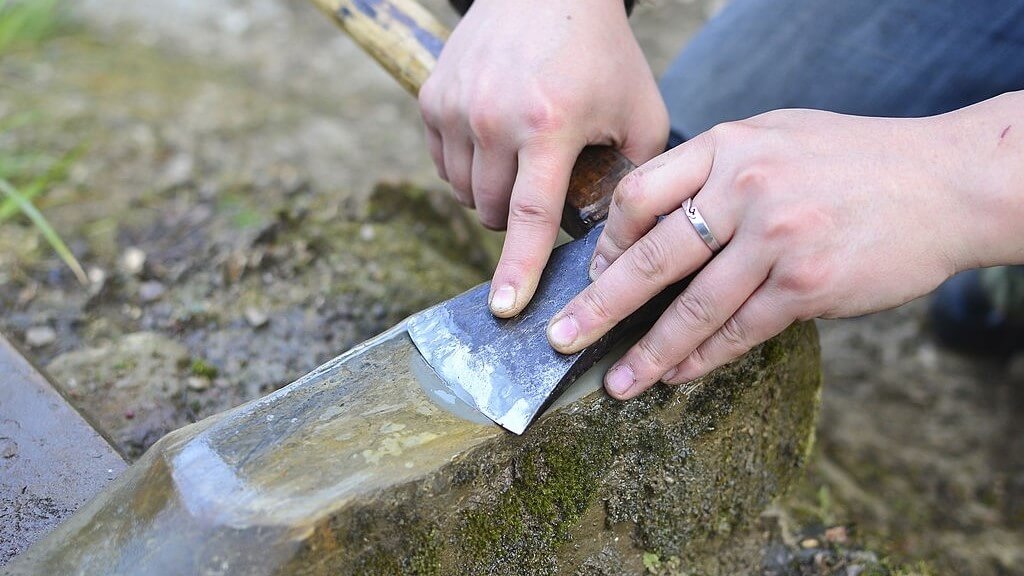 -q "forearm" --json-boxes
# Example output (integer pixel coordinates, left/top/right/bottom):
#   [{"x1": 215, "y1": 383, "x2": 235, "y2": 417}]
[{"x1": 937, "y1": 90, "x2": 1024, "y2": 269}]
